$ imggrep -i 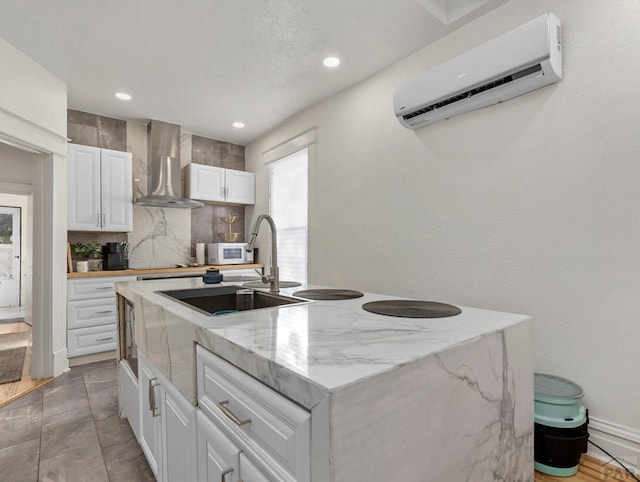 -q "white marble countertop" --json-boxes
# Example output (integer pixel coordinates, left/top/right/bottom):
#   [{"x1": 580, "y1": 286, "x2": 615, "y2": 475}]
[{"x1": 117, "y1": 278, "x2": 529, "y2": 408}]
